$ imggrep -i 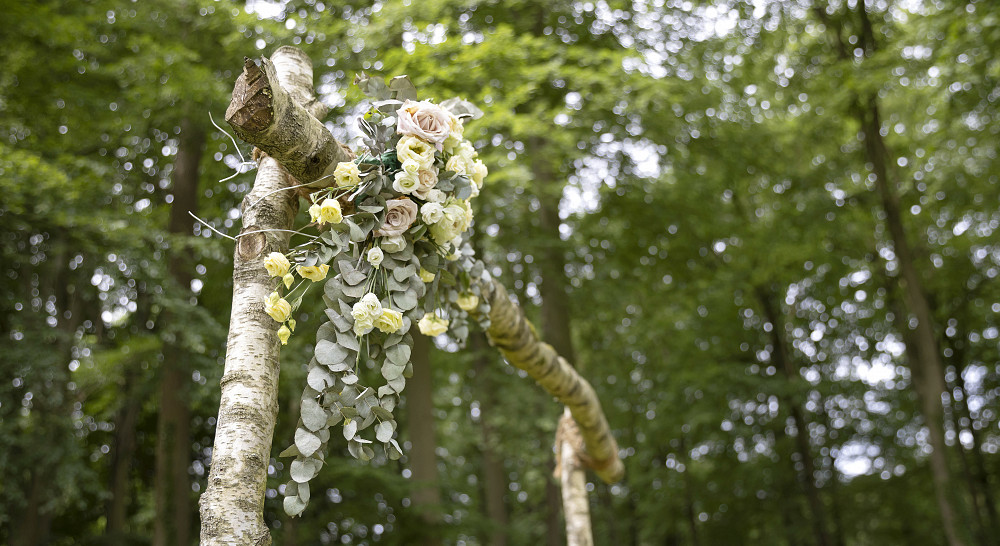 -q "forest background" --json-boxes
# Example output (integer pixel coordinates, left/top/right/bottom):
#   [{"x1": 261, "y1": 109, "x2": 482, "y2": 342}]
[{"x1": 1, "y1": 0, "x2": 998, "y2": 545}]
